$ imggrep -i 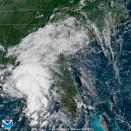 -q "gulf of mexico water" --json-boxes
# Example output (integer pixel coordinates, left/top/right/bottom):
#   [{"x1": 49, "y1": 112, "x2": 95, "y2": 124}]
[
  {"x1": 0, "y1": 19, "x2": 130, "y2": 131},
  {"x1": 0, "y1": 1, "x2": 131, "y2": 131}
]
